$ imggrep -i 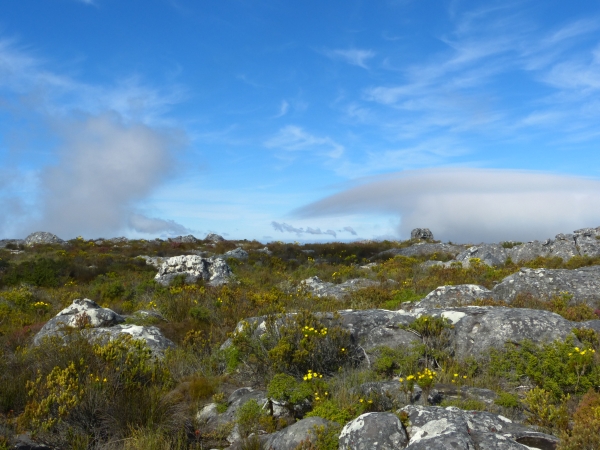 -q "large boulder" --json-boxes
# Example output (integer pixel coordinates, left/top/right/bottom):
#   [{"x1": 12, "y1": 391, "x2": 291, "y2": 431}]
[
  {"x1": 205, "y1": 233, "x2": 225, "y2": 243},
  {"x1": 260, "y1": 417, "x2": 335, "y2": 450},
  {"x1": 154, "y1": 255, "x2": 232, "y2": 286},
  {"x1": 455, "y1": 244, "x2": 508, "y2": 267},
  {"x1": 24, "y1": 231, "x2": 64, "y2": 246},
  {"x1": 224, "y1": 247, "x2": 249, "y2": 260},
  {"x1": 169, "y1": 235, "x2": 198, "y2": 244},
  {"x1": 402, "y1": 405, "x2": 559, "y2": 449},
  {"x1": 411, "y1": 228, "x2": 434, "y2": 241},
  {"x1": 339, "y1": 412, "x2": 408, "y2": 449},
  {"x1": 228, "y1": 306, "x2": 590, "y2": 360},
  {"x1": 376, "y1": 243, "x2": 466, "y2": 260},
  {"x1": 299, "y1": 276, "x2": 379, "y2": 300},
  {"x1": 415, "y1": 285, "x2": 492, "y2": 309},
  {"x1": 491, "y1": 266, "x2": 600, "y2": 308},
  {"x1": 33, "y1": 299, "x2": 175, "y2": 354}
]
